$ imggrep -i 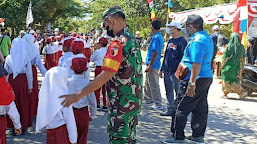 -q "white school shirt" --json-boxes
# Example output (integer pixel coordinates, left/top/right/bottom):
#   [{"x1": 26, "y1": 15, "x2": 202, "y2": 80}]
[
  {"x1": 68, "y1": 74, "x2": 97, "y2": 119},
  {"x1": 63, "y1": 54, "x2": 90, "y2": 79},
  {"x1": 46, "y1": 107, "x2": 77, "y2": 144},
  {"x1": 0, "y1": 102, "x2": 21, "y2": 129},
  {"x1": 58, "y1": 52, "x2": 73, "y2": 67},
  {"x1": 42, "y1": 45, "x2": 56, "y2": 55},
  {"x1": 54, "y1": 41, "x2": 63, "y2": 52},
  {"x1": 90, "y1": 47, "x2": 107, "y2": 66},
  {"x1": 4, "y1": 55, "x2": 33, "y2": 89},
  {"x1": 31, "y1": 54, "x2": 47, "y2": 76},
  {"x1": 52, "y1": 43, "x2": 59, "y2": 53}
]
